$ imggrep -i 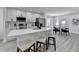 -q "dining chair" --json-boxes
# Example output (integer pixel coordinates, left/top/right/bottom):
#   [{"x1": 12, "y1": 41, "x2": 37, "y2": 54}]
[
  {"x1": 53, "y1": 27, "x2": 60, "y2": 35},
  {"x1": 61, "y1": 28, "x2": 69, "y2": 36}
]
